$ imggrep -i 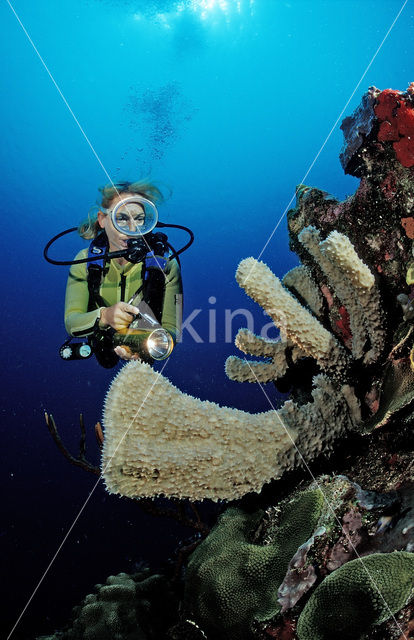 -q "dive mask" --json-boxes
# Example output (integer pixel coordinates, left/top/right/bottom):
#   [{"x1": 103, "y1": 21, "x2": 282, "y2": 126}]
[{"x1": 103, "y1": 195, "x2": 158, "y2": 237}]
